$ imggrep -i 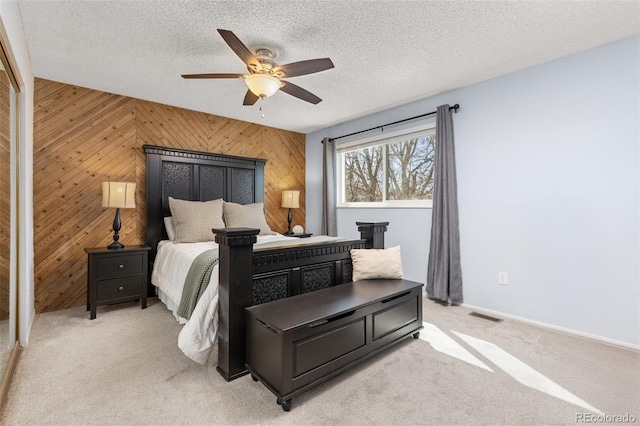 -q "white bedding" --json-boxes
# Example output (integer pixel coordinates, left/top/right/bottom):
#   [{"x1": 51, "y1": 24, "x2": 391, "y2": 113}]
[{"x1": 151, "y1": 234, "x2": 302, "y2": 363}]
